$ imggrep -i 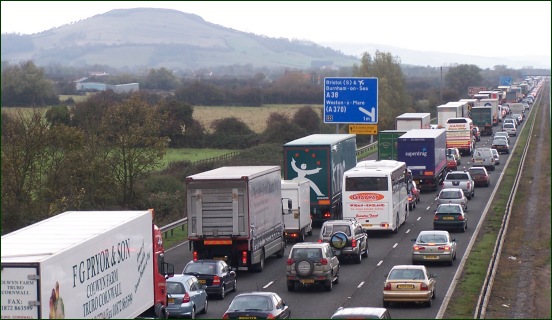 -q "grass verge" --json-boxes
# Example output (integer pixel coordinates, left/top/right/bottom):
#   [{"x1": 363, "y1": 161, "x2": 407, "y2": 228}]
[{"x1": 443, "y1": 103, "x2": 537, "y2": 318}]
